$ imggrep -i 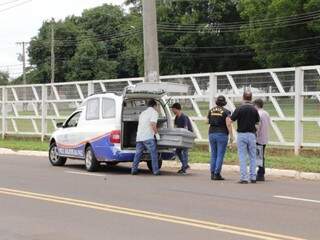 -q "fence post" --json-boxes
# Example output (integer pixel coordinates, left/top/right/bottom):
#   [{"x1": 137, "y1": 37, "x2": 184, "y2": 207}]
[
  {"x1": 88, "y1": 81, "x2": 94, "y2": 96},
  {"x1": 294, "y1": 67, "x2": 304, "y2": 155},
  {"x1": 41, "y1": 85, "x2": 47, "y2": 142},
  {"x1": 209, "y1": 73, "x2": 217, "y2": 109},
  {"x1": 1, "y1": 87, "x2": 7, "y2": 139}
]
